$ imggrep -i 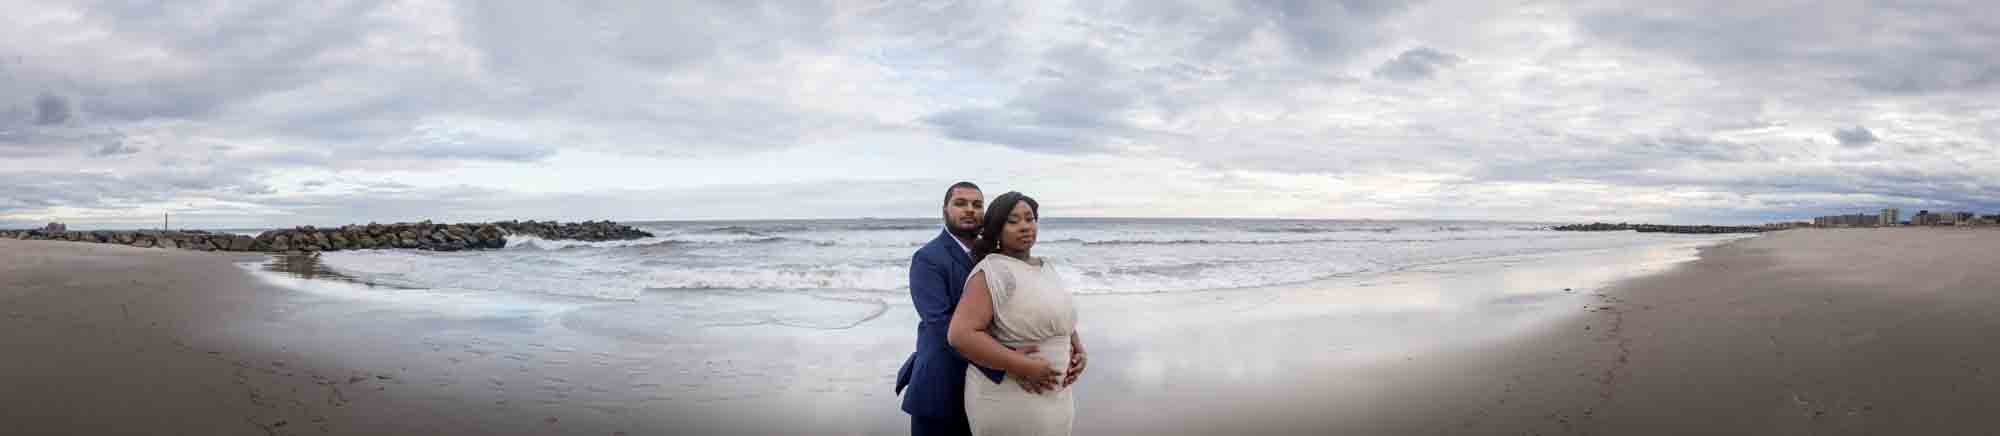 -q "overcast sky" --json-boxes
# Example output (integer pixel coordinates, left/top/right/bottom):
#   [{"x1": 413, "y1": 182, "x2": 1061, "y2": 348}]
[{"x1": 3, "y1": 0, "x2": 1997, "y2": 228}]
